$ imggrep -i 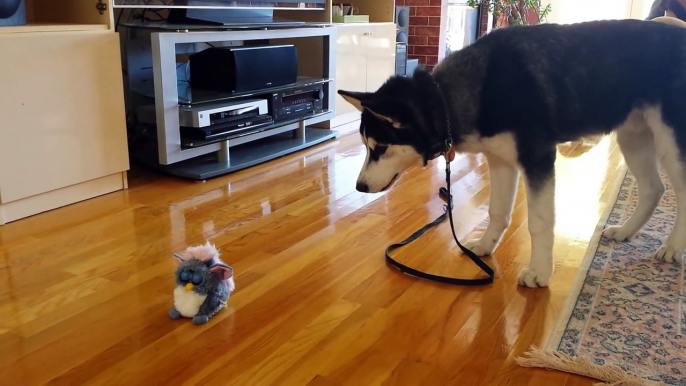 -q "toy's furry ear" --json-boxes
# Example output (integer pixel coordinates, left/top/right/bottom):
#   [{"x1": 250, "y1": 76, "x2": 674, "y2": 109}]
[
  {"x1": 210, "y1": 263, "x2": 234, "y2": 281},
  {"x1": 173, "y1": 253, "x2": 186, "y2": 265}
]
